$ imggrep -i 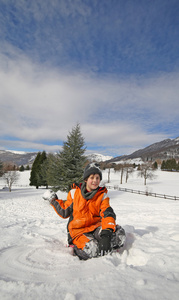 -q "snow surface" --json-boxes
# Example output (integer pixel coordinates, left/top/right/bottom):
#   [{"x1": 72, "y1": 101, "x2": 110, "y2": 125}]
[
  {"x1": 0, "y1": 170, "x2": 179, "y2": 300},
  {"x1": 87, "y1": 153, "x2": 113, "y2": 162}
]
